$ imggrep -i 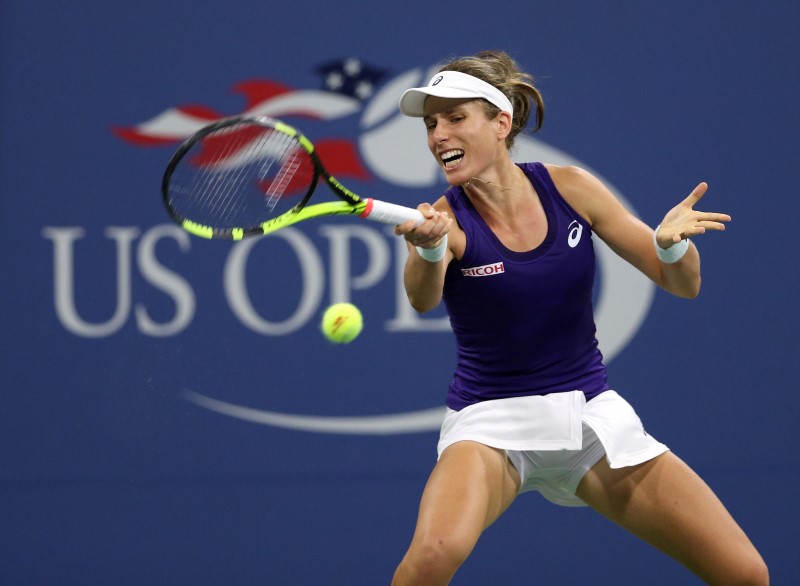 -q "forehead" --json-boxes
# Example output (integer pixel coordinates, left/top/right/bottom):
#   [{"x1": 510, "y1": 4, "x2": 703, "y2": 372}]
[{"x1": 421, "y1": 96, "x2": 481, "y2": 118}]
